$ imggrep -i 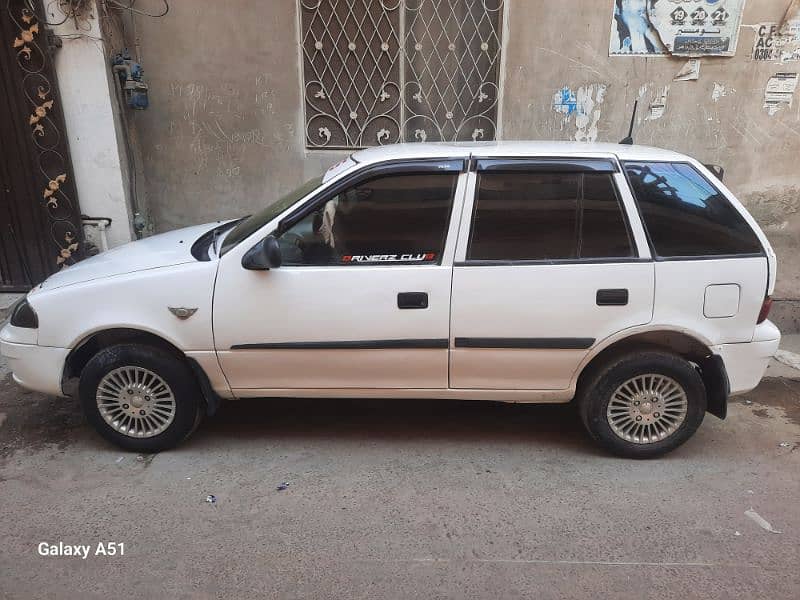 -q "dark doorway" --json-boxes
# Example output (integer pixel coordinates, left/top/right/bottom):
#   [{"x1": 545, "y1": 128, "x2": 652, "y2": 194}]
[{"x1": 0, "y1": 0, "x2": 82, "y2": 291}]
